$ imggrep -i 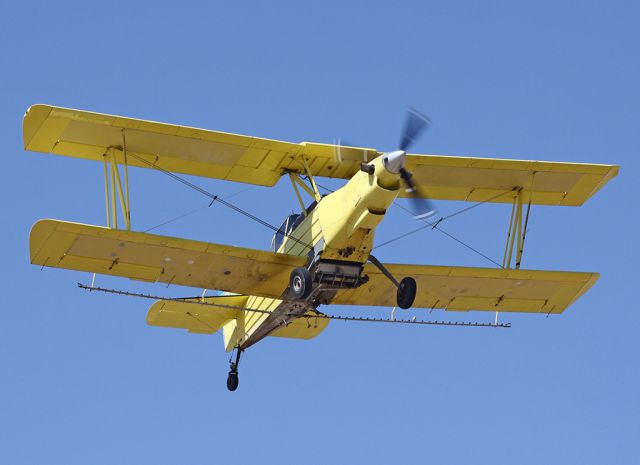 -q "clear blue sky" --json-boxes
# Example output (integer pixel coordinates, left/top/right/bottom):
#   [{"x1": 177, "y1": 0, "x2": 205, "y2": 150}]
[{"x1": 1, "y1": 1, "x2": 637, "y2": 464}]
